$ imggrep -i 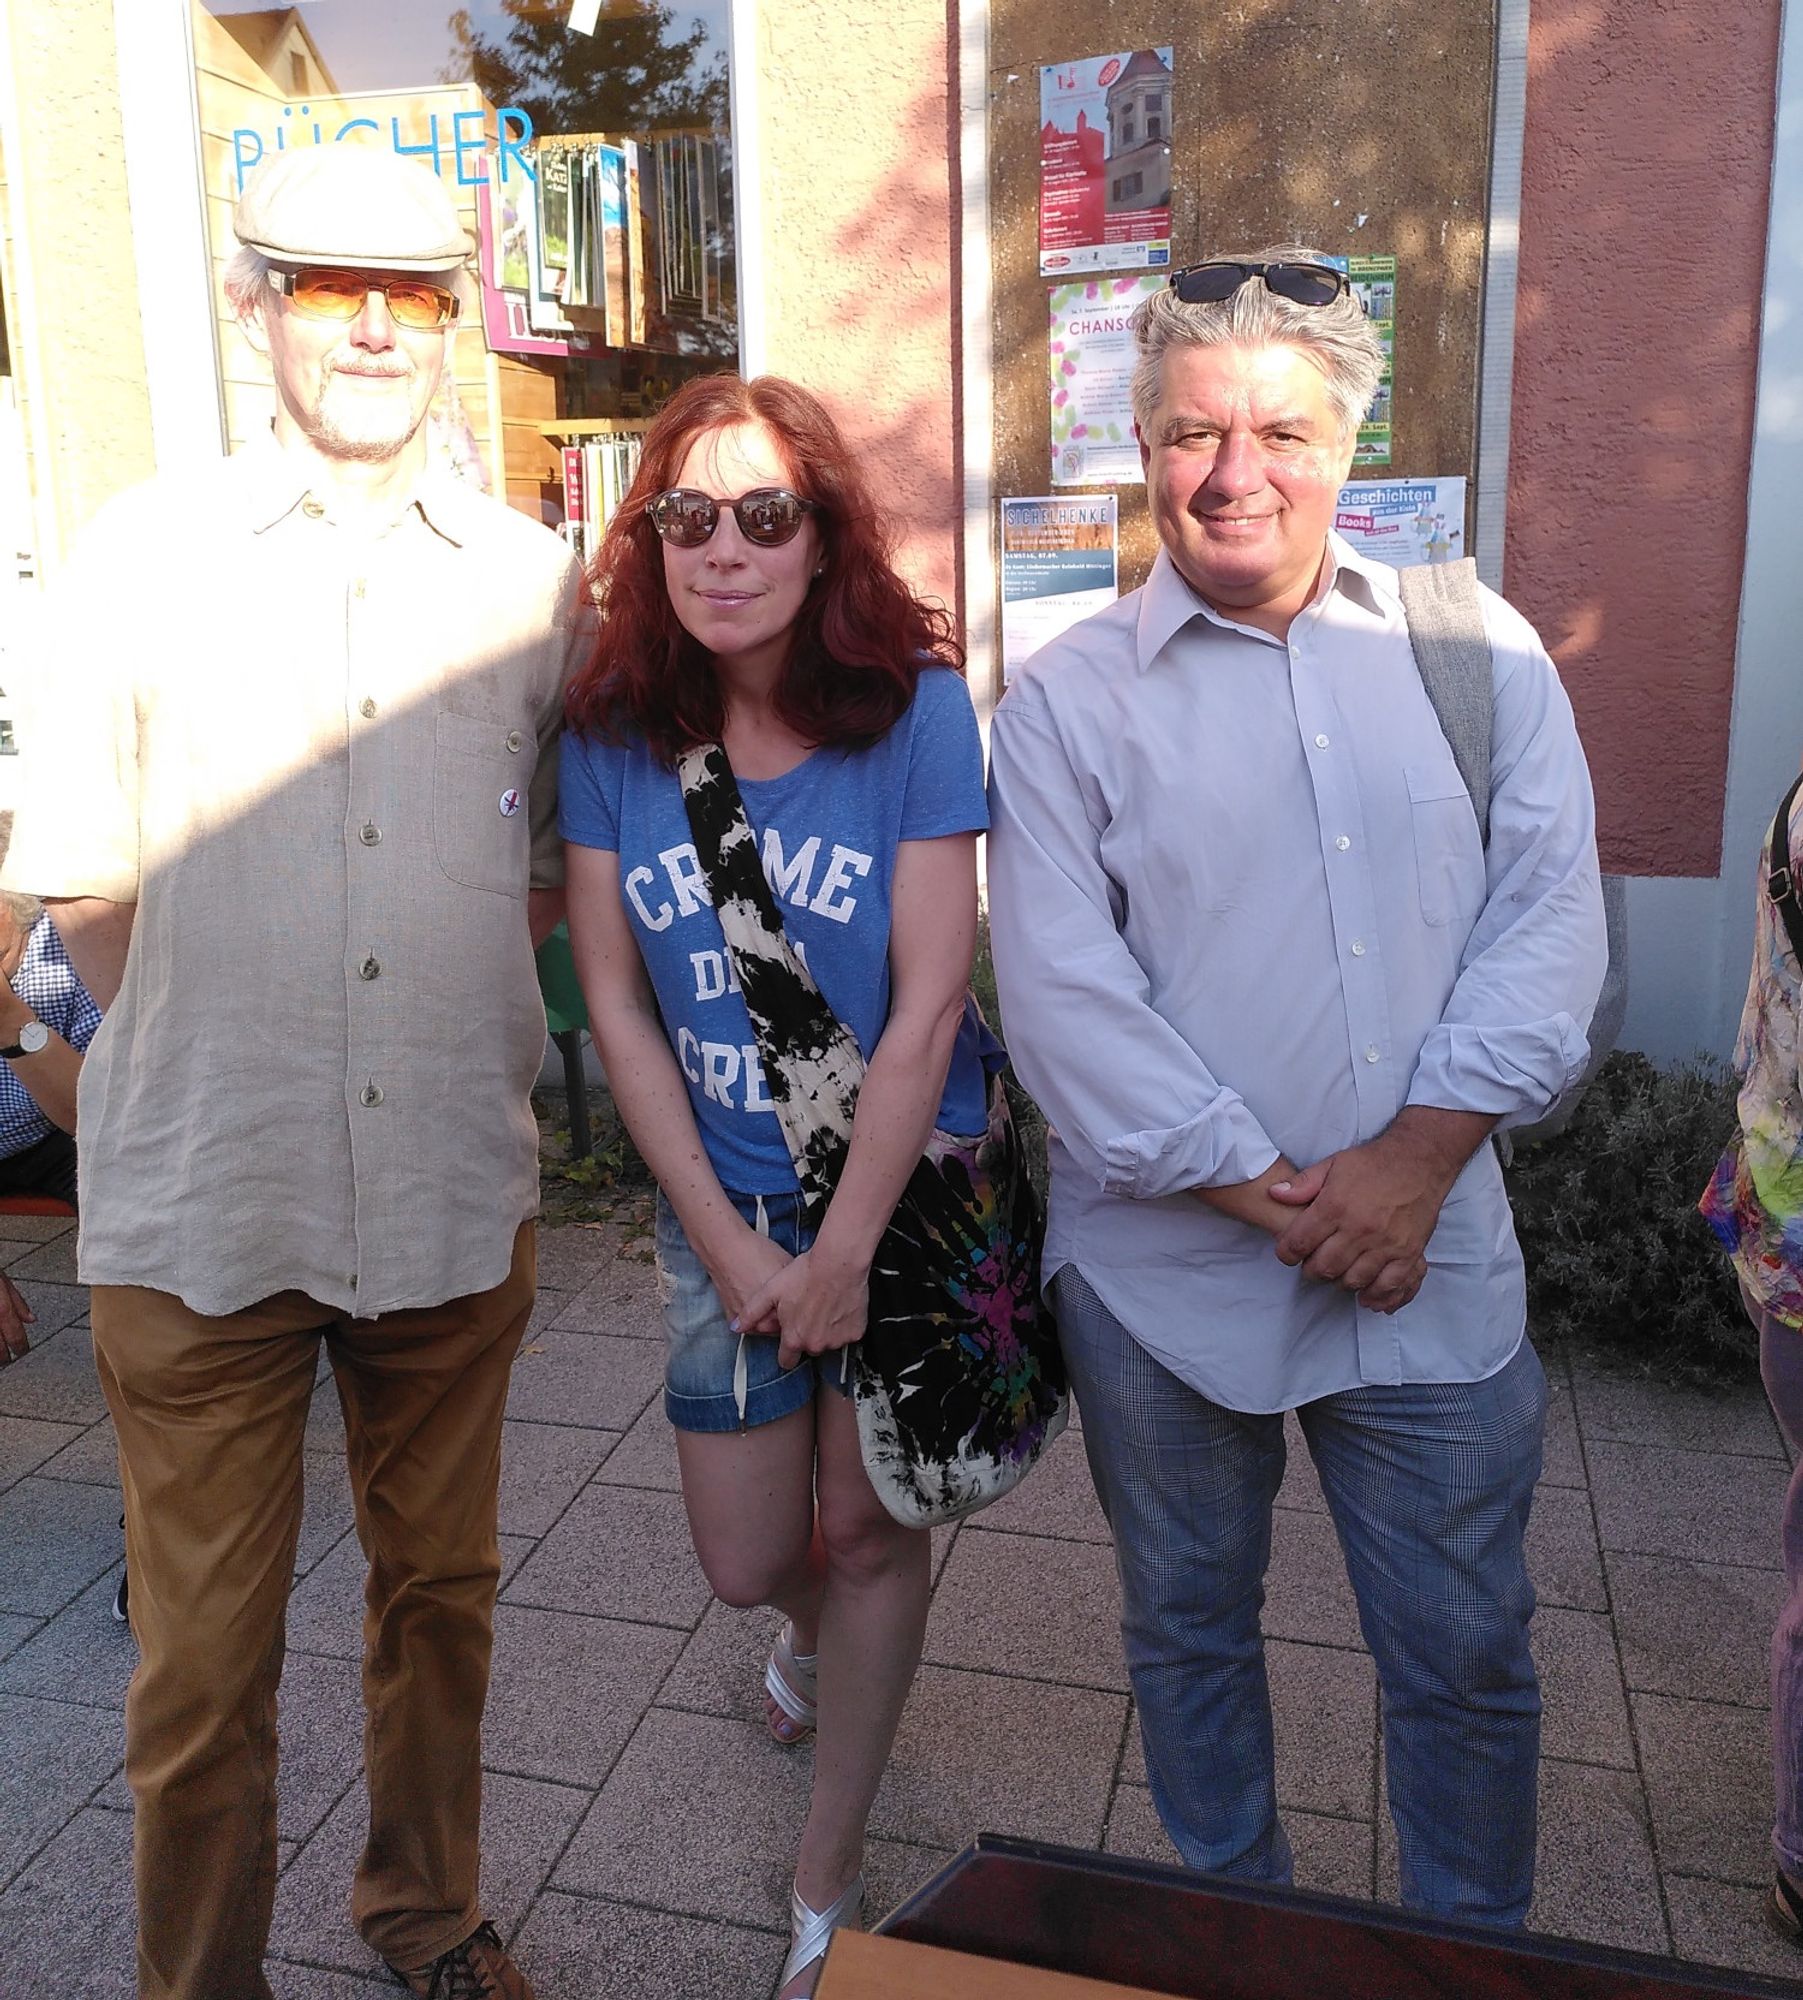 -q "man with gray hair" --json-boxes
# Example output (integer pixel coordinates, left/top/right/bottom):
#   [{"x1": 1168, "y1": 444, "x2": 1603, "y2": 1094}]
[
  {"x1": 4, "y1": 145, "x2": 588, "y2": 1998},
  {"x1": 987, "y1": 249, "x2": 1607, "y2": 1922}
]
